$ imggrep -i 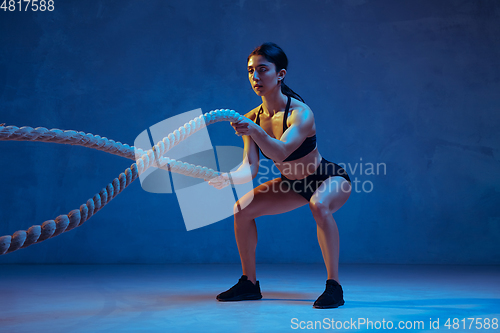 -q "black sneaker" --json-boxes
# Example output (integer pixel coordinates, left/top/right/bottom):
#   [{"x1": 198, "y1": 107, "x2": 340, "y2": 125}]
[
  {"x1": 313, "y1": 279, "x2": 345, "y2": 309},
  {"x1": 216, "y1": 275, "x2": 262, "y2": 301}
]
